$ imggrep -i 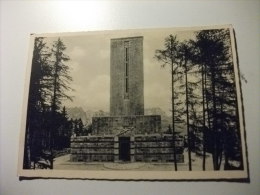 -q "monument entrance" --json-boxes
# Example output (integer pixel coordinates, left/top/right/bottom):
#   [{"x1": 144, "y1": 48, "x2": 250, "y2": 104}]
[{"x1": 119, "y1": 137, "x2": 130, "y2": 161}]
